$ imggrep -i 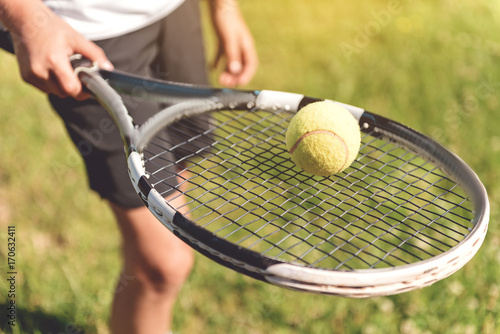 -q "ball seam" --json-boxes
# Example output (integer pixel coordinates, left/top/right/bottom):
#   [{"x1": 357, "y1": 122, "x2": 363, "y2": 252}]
[{"x1": 288, "y1": 129, "x2": 350, "y2": 173}]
